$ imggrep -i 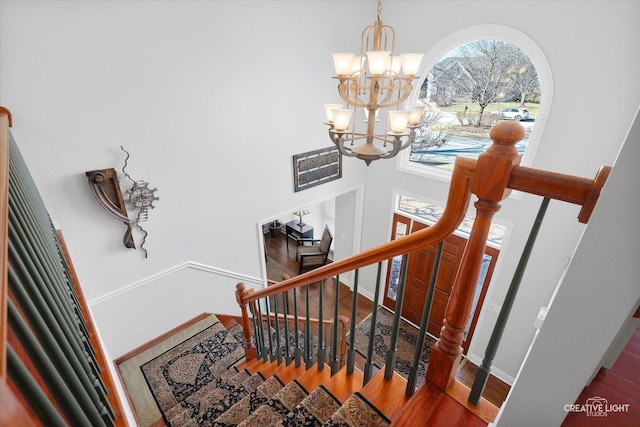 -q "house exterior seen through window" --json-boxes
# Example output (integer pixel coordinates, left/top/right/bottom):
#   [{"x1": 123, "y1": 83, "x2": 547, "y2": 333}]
[{"x1": 404, "y1": 39, "x2": 541, "y2": 175}]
